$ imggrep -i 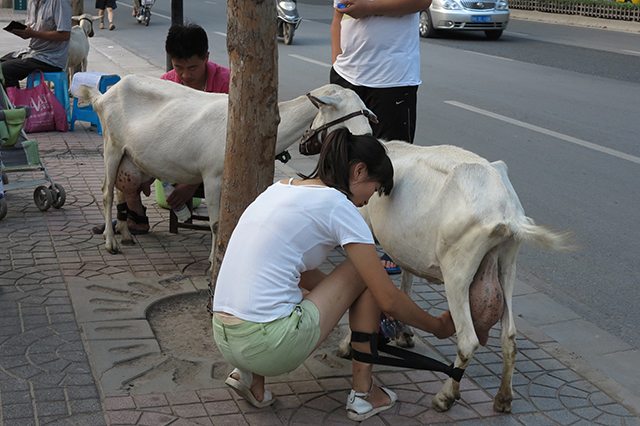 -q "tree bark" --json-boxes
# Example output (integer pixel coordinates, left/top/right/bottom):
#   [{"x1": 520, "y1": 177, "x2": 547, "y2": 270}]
[{"x1": 210, "y1": 0, "x2": 280, "y2": 284}]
